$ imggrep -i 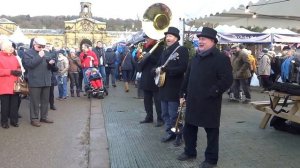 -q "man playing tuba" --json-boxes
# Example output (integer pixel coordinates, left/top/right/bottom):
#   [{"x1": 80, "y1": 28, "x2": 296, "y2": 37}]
[{"x1": 138, "y1": 34, "x2": 164, "y2": 127}]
